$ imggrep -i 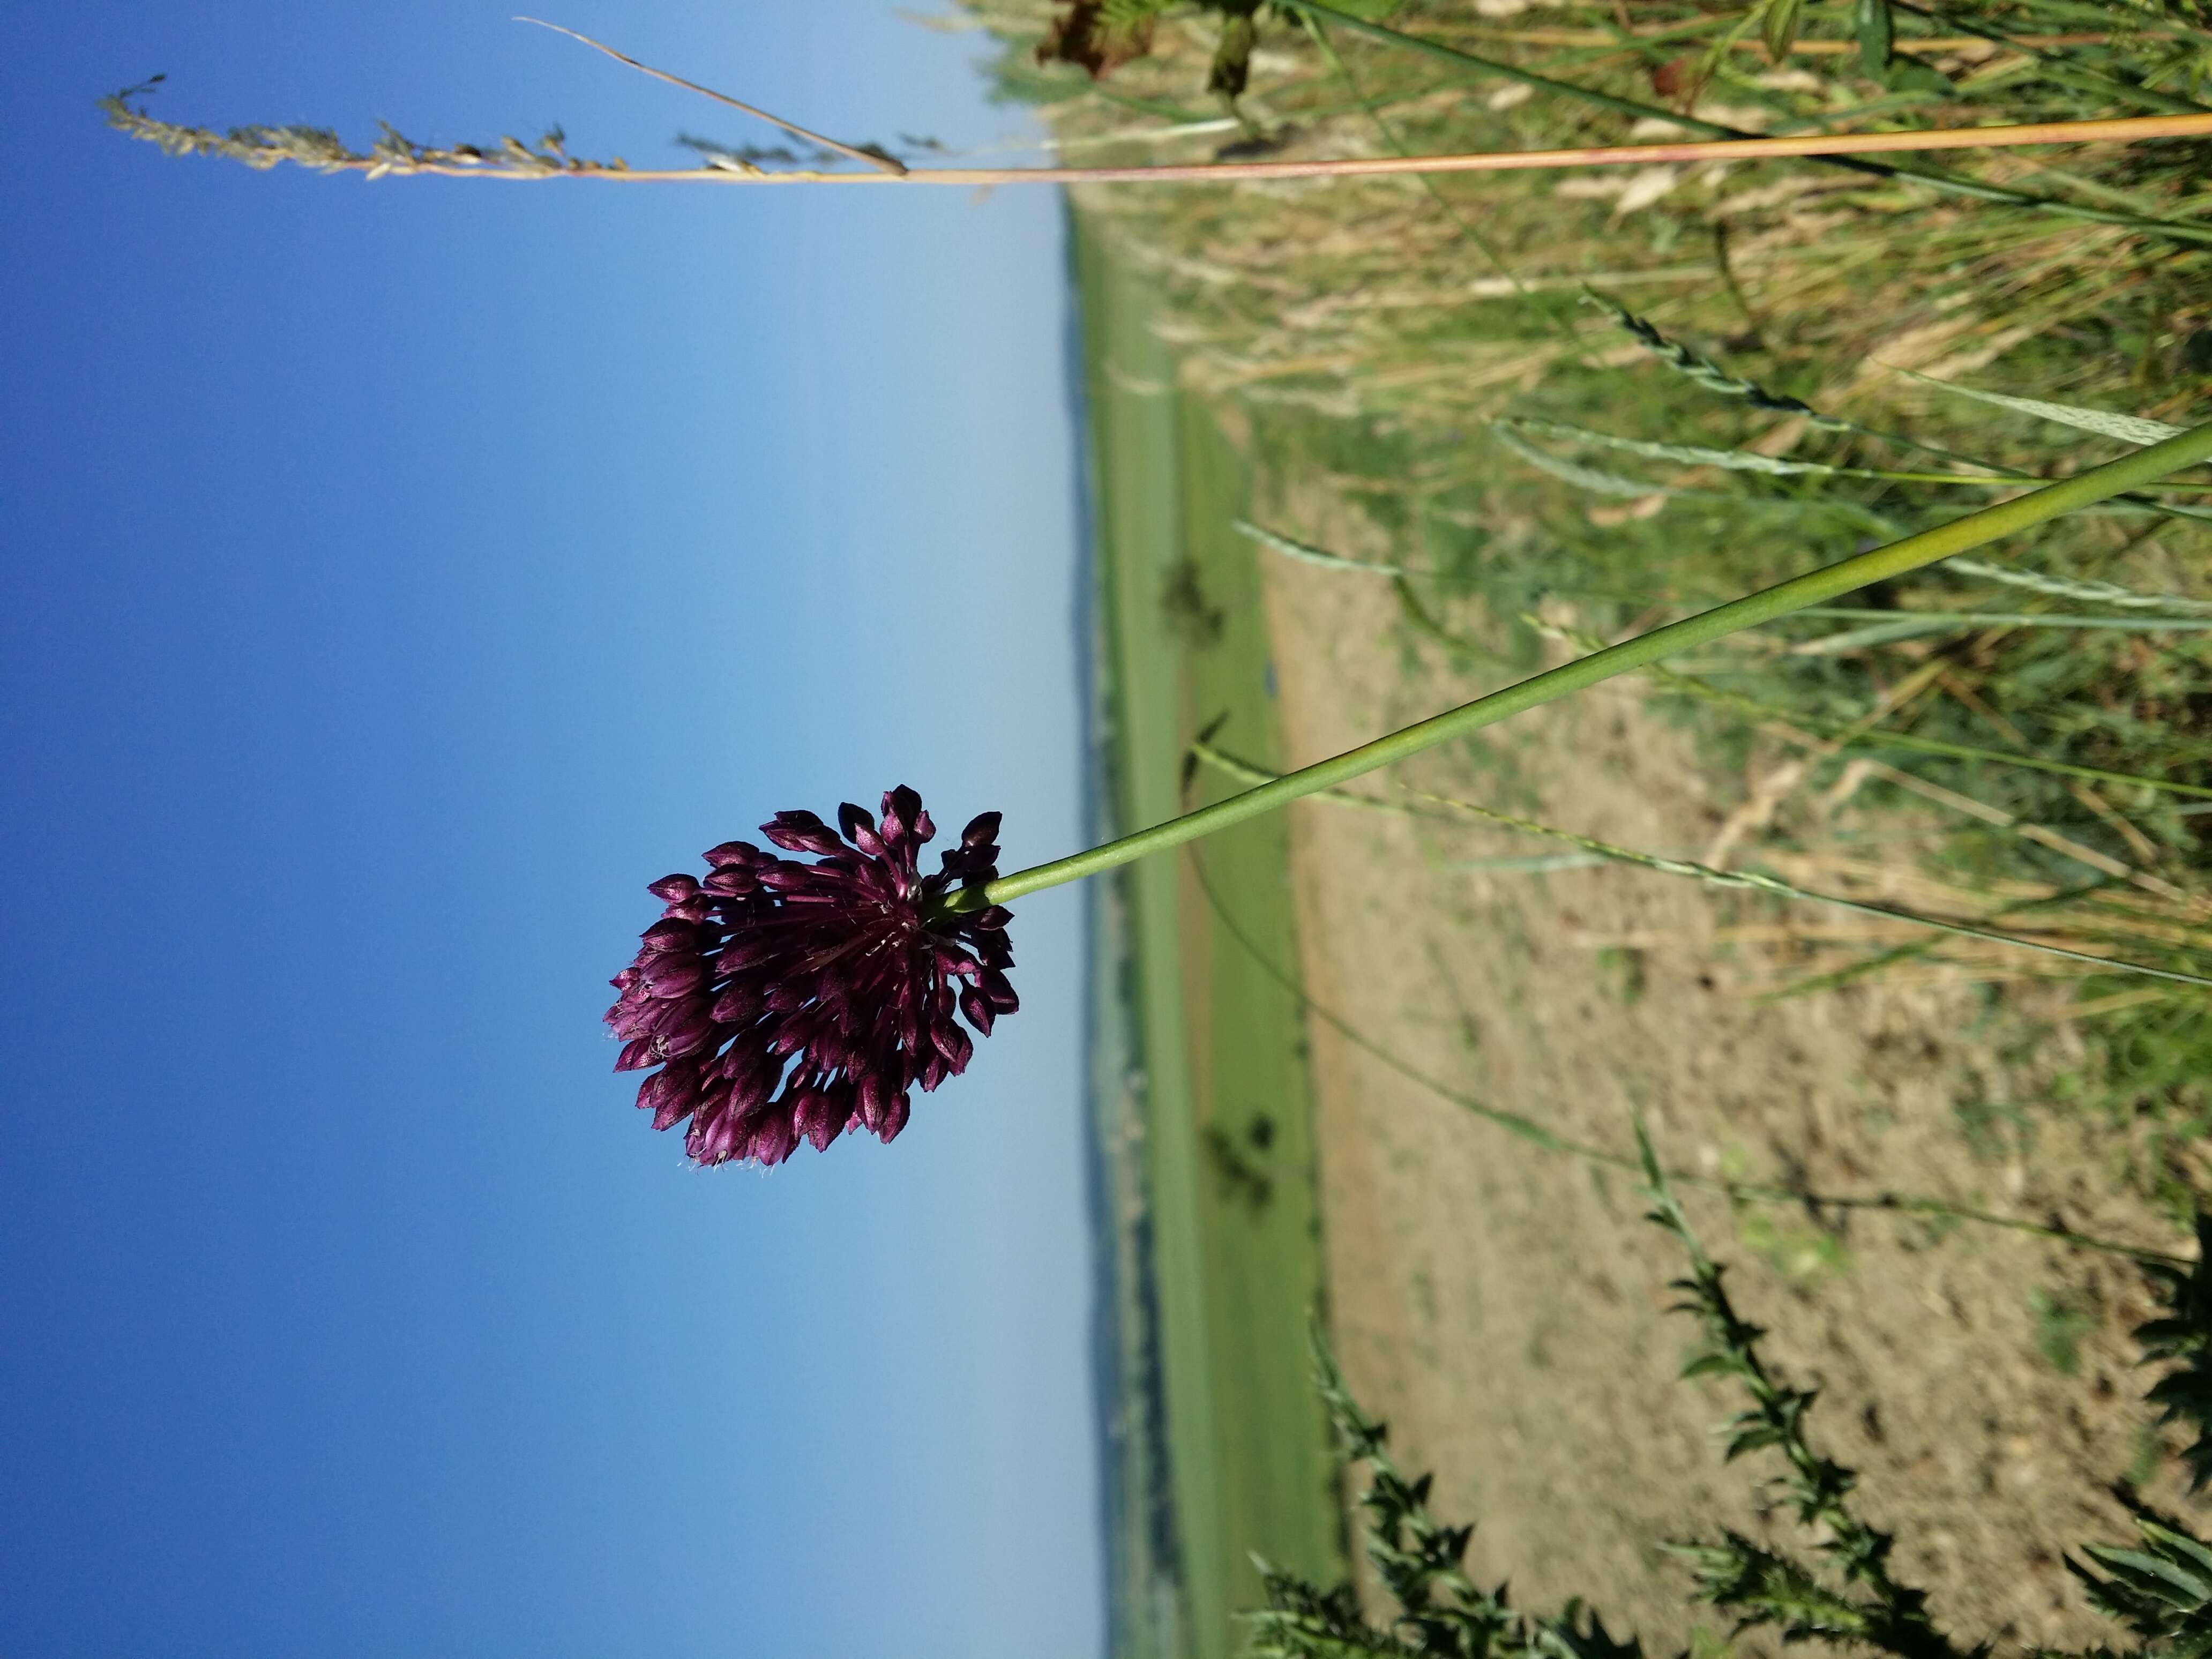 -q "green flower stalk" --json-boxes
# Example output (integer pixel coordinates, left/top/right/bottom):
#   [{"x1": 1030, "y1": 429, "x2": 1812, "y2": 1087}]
[
  {"x1": 622, "y1": 426, "x2": 2210, "y2": 1167},
  {"x1": 948, "y1": 420, "x2": 2212, "y2": 918}
]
